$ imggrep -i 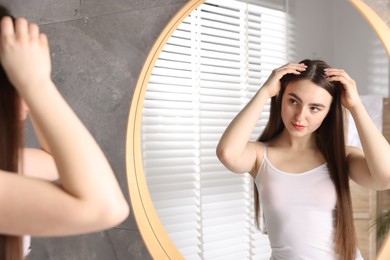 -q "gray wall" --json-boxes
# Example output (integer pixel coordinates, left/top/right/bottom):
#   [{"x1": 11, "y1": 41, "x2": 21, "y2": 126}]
[
  {"x1": 333, "y1": 0, "x2": 389, "y2": 96},
  {"x1": 0, "y1": 0, "x2": 186, "y2": 259},
  {"x1": 290, "y1": 0, "x2": 389, "y2": 96},
  {"x1": 2, "y1": 0, "x2": 389, "y2": 259}
]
